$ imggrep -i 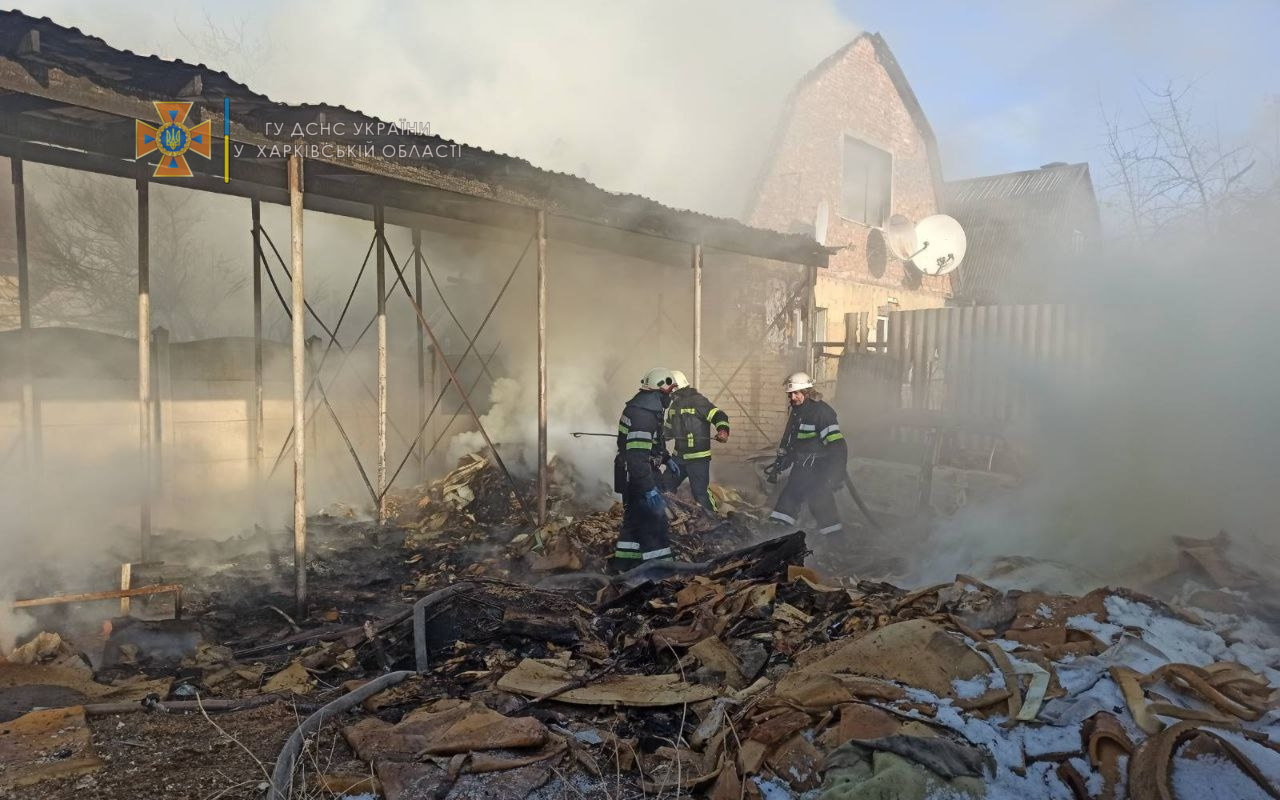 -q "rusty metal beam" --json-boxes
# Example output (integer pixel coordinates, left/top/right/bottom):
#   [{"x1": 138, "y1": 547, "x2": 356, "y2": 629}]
[
  {"x1": 288, "y1": 151, "x2": 307, "y2": 618},
  {"x1": 10, "y1": 154, "x2": 40, "y2": 484},
  {"x1": 251, "y1": 197, "x2": 264, "y2": 501},
  {"x1": 374, "y1": 205, "x2": 388, "y2": 522},
  {"x1": 136, "y1": 172, "x2": 151, "y2": 559},
  {"x1": 536, "y1": 210, "x2": 548, "y2": 525},
  {"x1": 413, "y1": 228, "x2": 426, "y2": 482},
  {"x1": 692, "y1": 243, "x2": 703, "y2": 389}
]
